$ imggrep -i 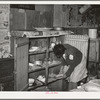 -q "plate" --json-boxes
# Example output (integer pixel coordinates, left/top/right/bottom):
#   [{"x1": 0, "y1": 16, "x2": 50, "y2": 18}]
[
  {"x1": 35, "y1": 27, "x2": 52, "y2": 31},
  {"x1": 29, "y1": 46, "x2": 39, "y2": 52},
  {"x1": 53, "y1": 27, "x2": 63, "y2": 31},
  {"x1": 29, "y1": 78, "x2": 35, "y2": 84}
]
